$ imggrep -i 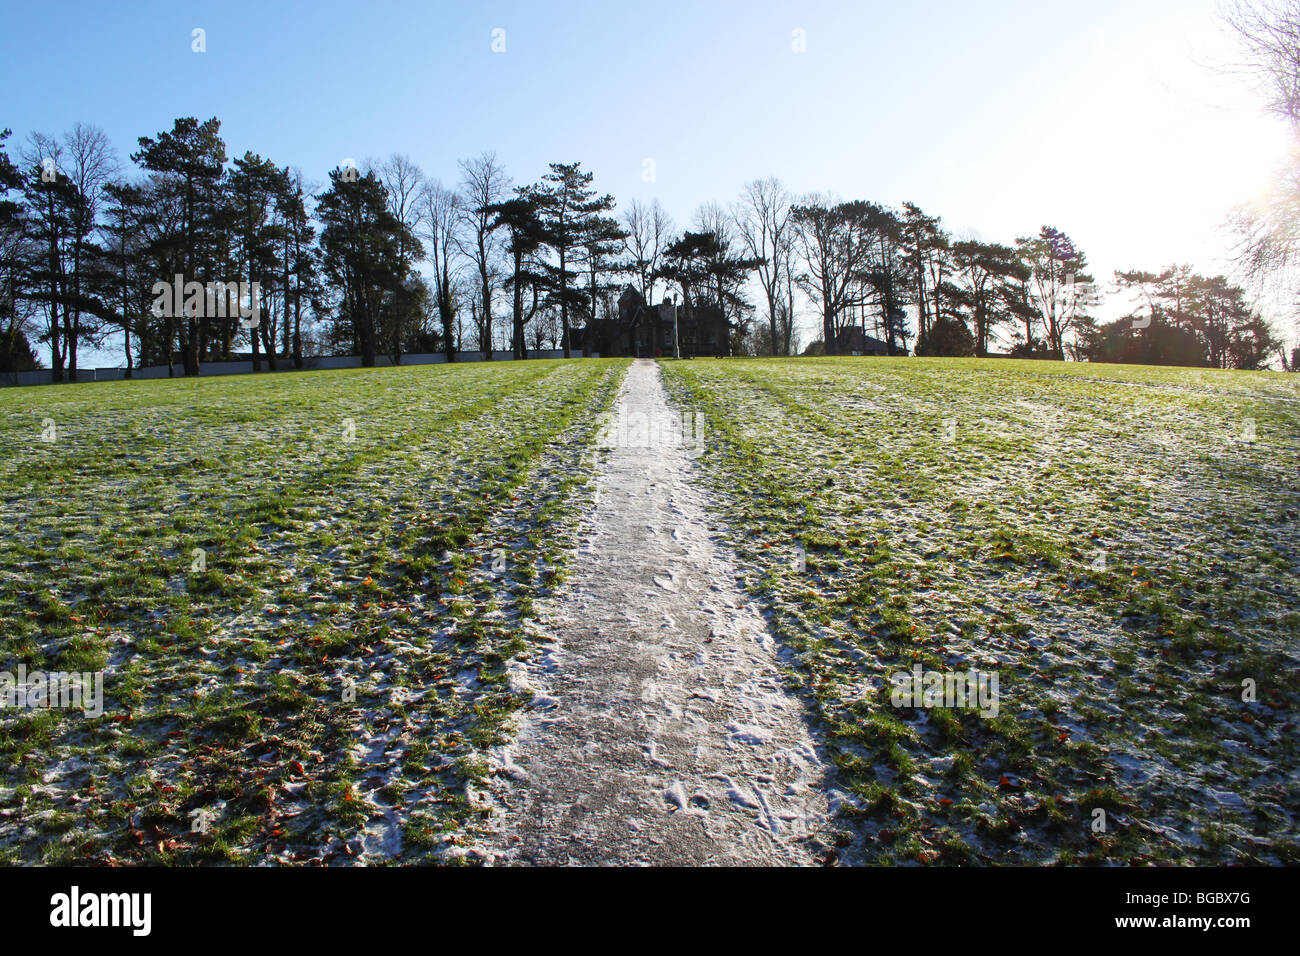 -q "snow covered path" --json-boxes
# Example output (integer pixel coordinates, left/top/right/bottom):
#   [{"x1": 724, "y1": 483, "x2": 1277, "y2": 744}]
[{"x1": 482, "y1": 359, "x2": 831, "y2": 865}]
